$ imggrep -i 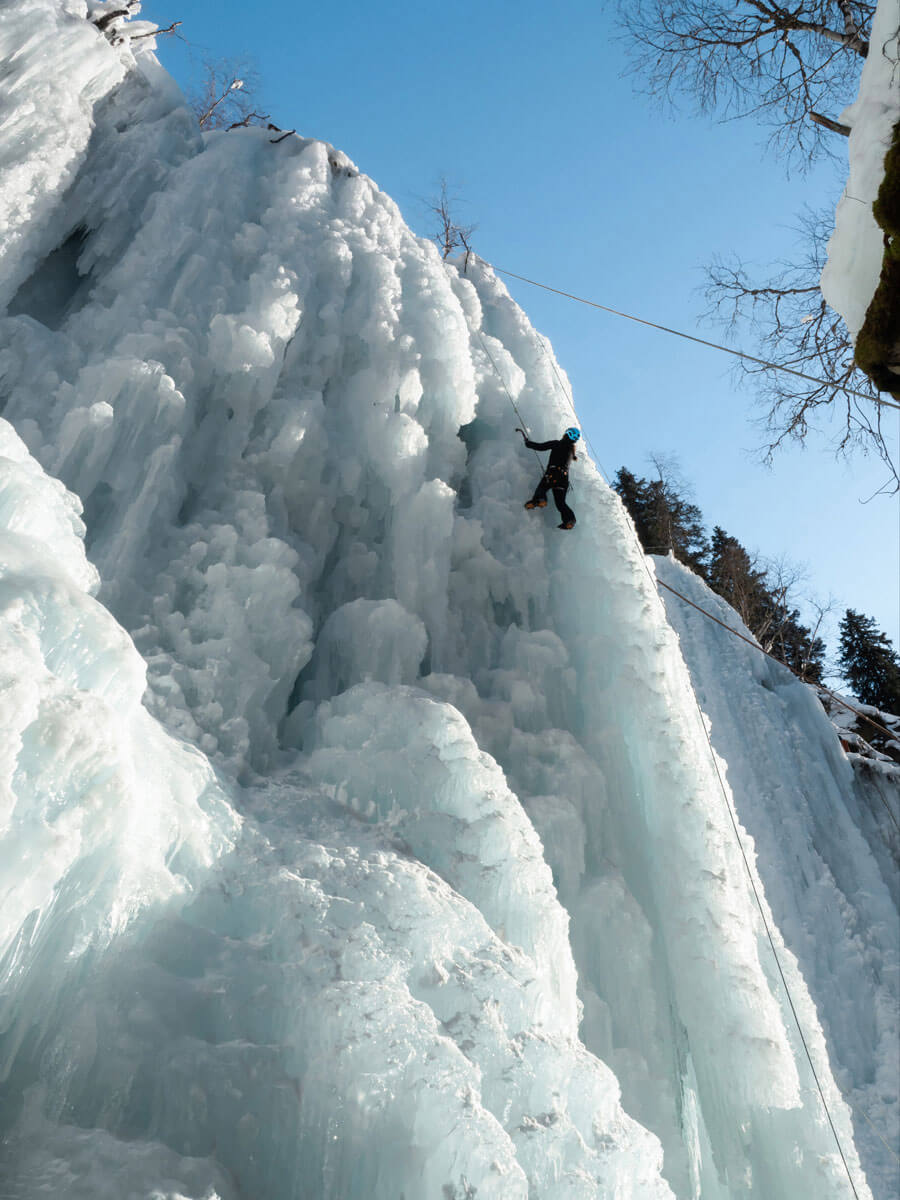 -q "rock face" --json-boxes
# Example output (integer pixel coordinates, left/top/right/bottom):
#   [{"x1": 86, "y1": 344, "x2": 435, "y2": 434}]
[{"x1": 821, "y1": 0, "x2": 900, "y2": 395}]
